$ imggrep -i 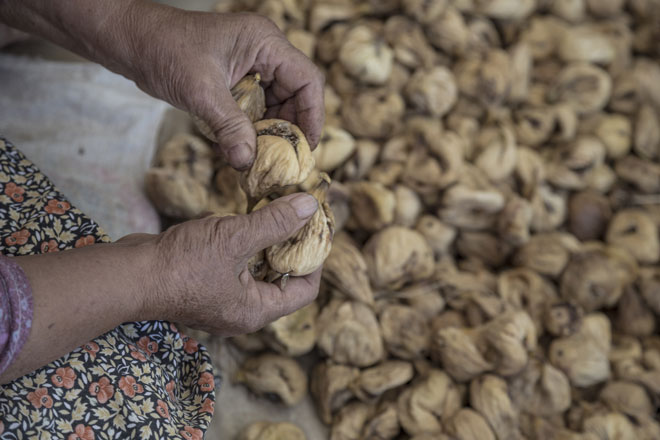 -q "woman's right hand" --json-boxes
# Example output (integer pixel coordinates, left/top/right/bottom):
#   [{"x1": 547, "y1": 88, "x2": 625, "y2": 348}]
[{"x1": 131, "y1": 192, "x2": 321, "y2": 336}]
